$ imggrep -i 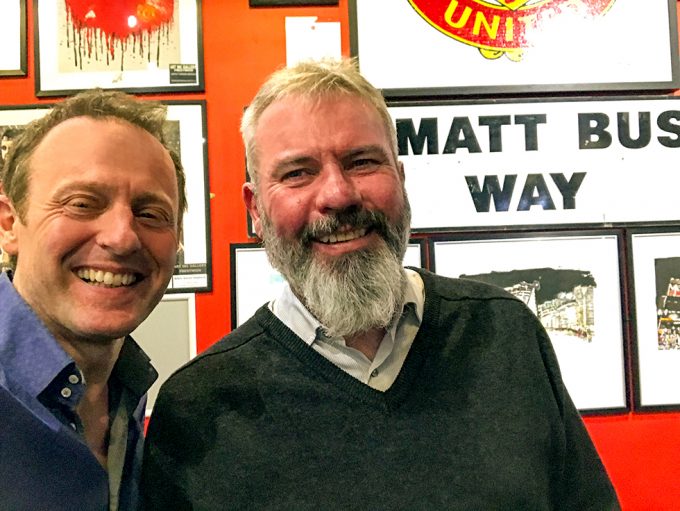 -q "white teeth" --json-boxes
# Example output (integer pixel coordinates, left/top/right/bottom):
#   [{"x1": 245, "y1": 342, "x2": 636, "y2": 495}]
[
  {"x1": 76, "y1": 268, "x2": 137, "y2": 287},
  {"x1": 318, "y1": 228, "x2": 367, "y2": 244}
]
